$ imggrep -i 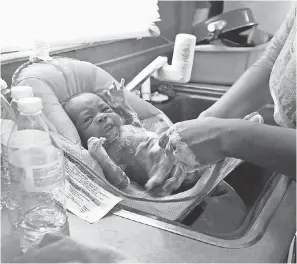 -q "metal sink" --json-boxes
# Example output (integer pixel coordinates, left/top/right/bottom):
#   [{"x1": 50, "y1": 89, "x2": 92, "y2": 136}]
[
  {"x1": 152, "y1": 84, "x2": 278, "y2": 210},
  {"x1": 110, "y1": 83, "x2": 295, "y2": 261},
  {"x1": 153, "y1": 84, "x2": 277, "y2": 126}
]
